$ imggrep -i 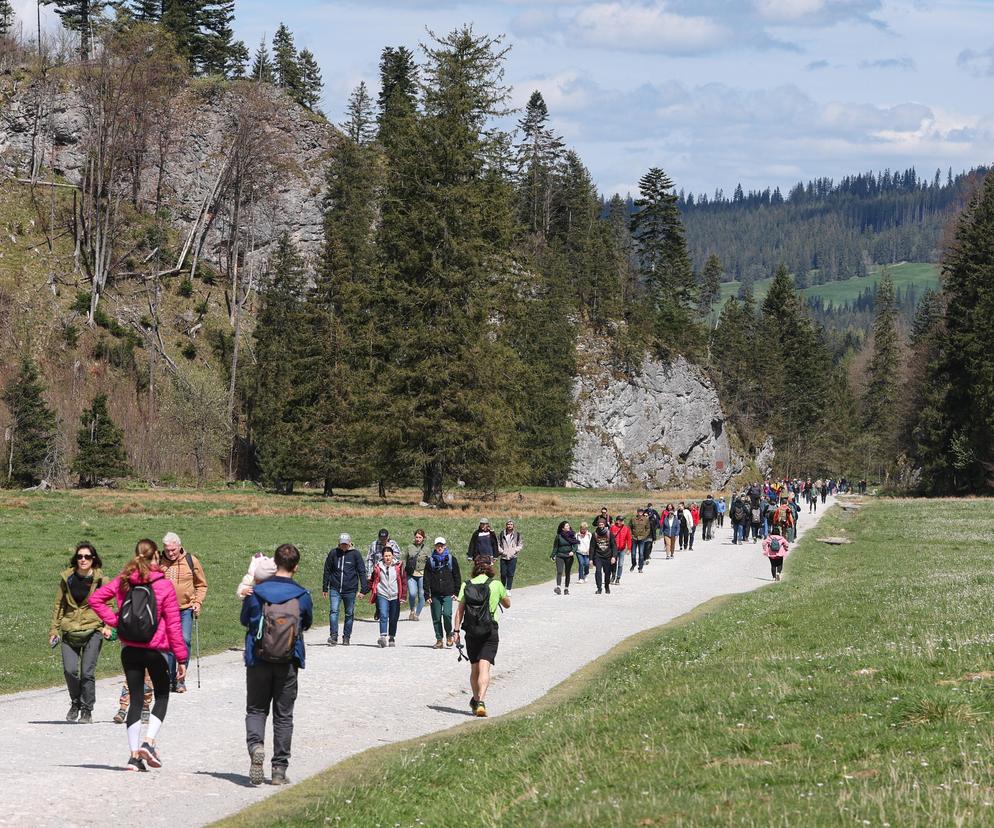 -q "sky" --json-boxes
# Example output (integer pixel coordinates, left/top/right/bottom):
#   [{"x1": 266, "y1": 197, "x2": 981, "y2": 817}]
[{"x1": 13, "y1": 0, "x2": 994, "y2": 198}]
